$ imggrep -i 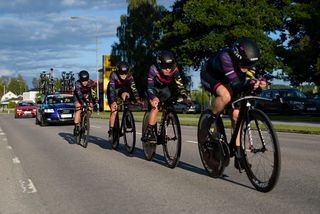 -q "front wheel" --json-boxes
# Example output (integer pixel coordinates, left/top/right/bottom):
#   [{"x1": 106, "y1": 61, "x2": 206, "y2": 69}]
[
  {"x1": 197, "y1": 110, "x2": 228, "y2": 178},
  {"x1": 142, "y1": 112, "x2": 156, "y2": 161},
  {"x1": 241, "y1": 108, "x2": 281, "y2": 192},
  {"x1": 78, "y1": 113, "x2": 90, "y2": 148},
  {"x1": 162, "y1": 112, "x2": 181, "y2": 168},
  {"x1": 123, "y1": 110, "x2": 136, "y2": 154}
]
